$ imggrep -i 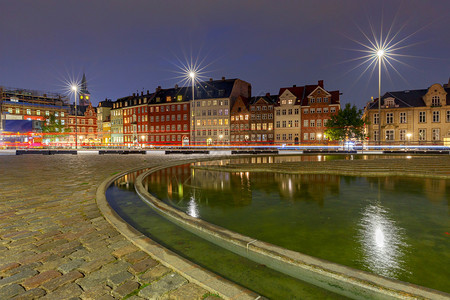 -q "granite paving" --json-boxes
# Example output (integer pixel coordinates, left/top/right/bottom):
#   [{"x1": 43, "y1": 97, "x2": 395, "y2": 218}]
[{"x1": 0, "y1": 154, "x2": 210, "y2": 299}]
